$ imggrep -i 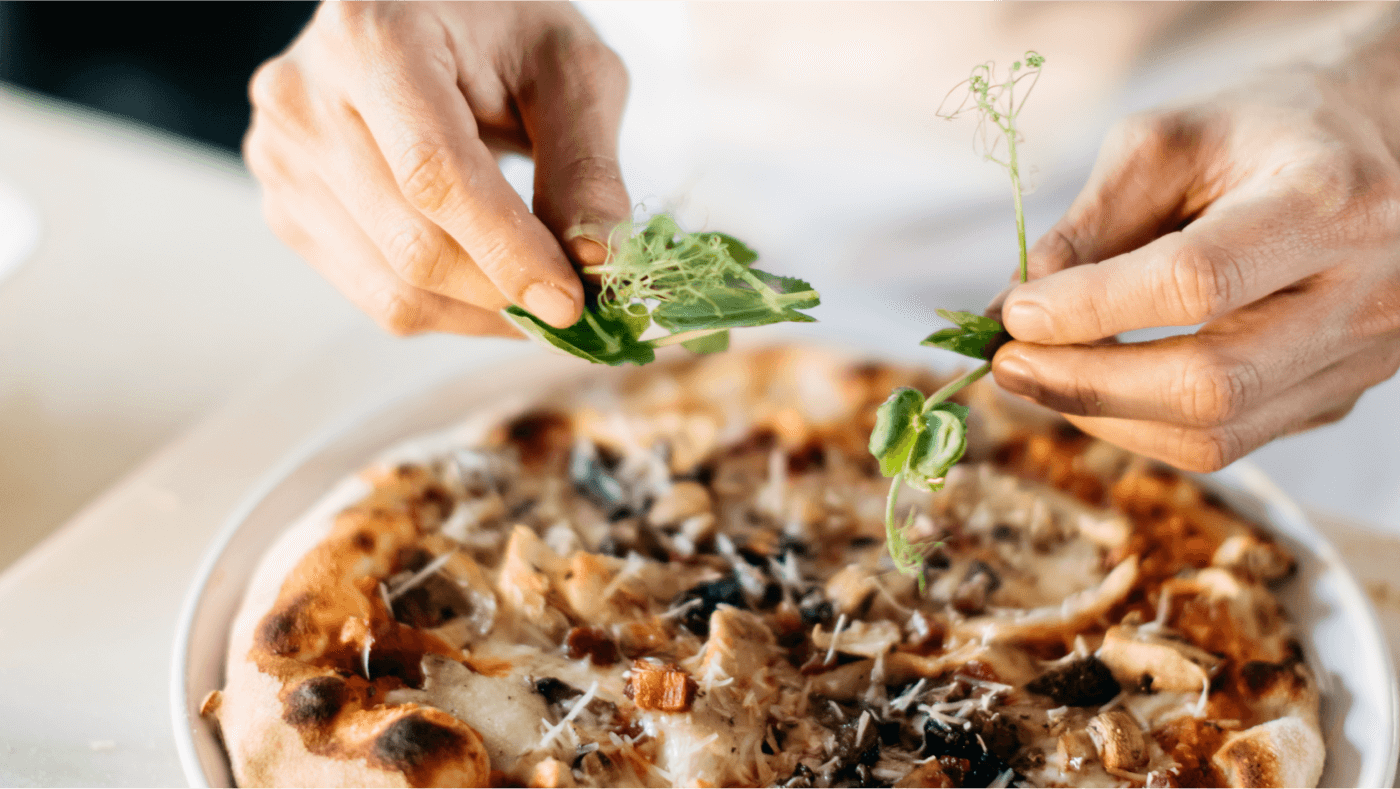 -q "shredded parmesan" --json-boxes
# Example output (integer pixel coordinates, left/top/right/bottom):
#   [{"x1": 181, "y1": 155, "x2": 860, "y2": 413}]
[
  {"x1": 892, "y1": 679, "x2": 926, "y2": 711},
  {"x1": 1107, "y1": 766, "x2": 1149, "y2": 783},
  {"x1": 360, "y1": 631, "x2": 374, "y2": 680},
  {"x1": 539, "y1": 680, "x2": 599, "y2": 751},
  {"x1": 1193, "y1": 677, "x2": 1211, "y2": 718},
  {"x1": 988, "y1": 767, "x2": 1016, "y2": 788},
  {"x1": 855, "y1": 710, "x2": 871, "y2": 746},
  {"x1": 1098, "y1": 690, "x2": 1127, "y2": 713},
  {"x1": 377, "y1": 581, "x2": 394, "y2": 616},
  {"x1": 823, "y1": 613, "x2": 848, "y2": 666},
  {"x1": 659, "y1": 598, "x2": 703, "y2": 620},
  {"x1": 388, "y1": 548, "x2": 457, "y2": 602},
  {"x1": 599, "y1": 552, "x2": 644, "y2": 601}
]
